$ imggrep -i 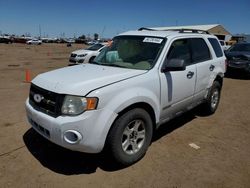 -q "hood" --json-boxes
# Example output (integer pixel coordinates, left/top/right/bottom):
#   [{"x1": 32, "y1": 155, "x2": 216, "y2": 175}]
[
  {"x1": 72, "y1": 49, "x2": 93, "y2": 55},
  {"x1": 226, "y1": 51, "x2": 250, "y2": 60},
  {"x1": 32, "y1": 64, "x2": 147, "y2": 96}
]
